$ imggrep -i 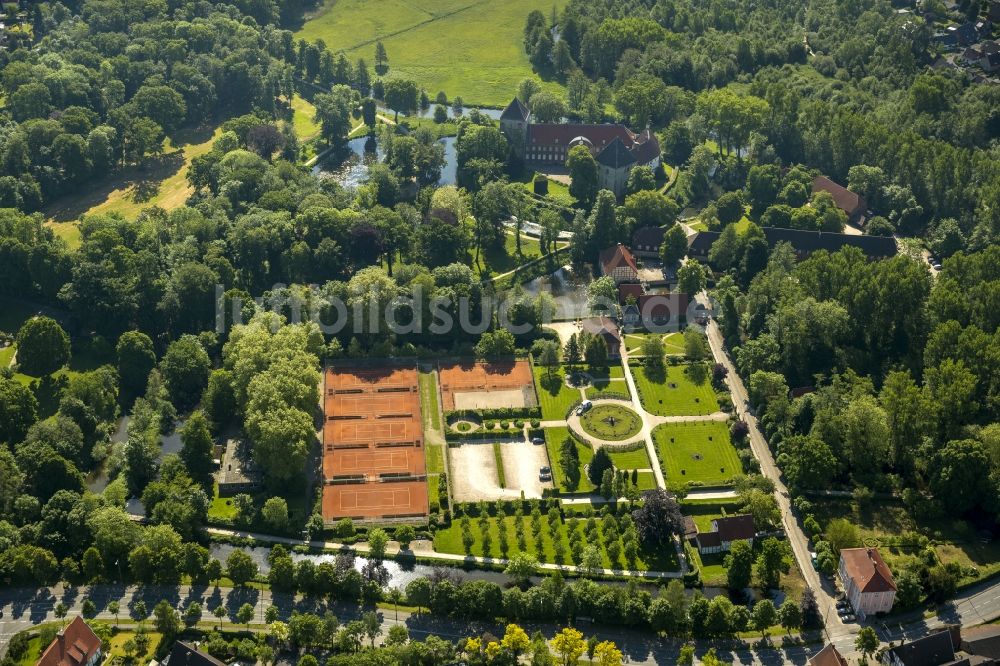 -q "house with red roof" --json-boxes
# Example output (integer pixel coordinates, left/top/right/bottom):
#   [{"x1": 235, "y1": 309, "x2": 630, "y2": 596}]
[
  {"x1": 580, "y1": 316, "x2": 622, "y2": 359},
  {"x1": 809, "y1": 644, "x2": 850, "y2": 666},
  {"x1": 599, "y1": 244, "x2": 638, "y2": 284},
  {"x1": 839, "y1": 547, "x2": 897, "y2": 620},
  {"x1": 812, "y1": 176, "x2": 868, "y2": 225},
  {"x1": 693, "y1": 514, "x2": 755, "y2": 555},
  {"x1": 36, "y1": 617, "x2": 102, "y2": 666}
]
